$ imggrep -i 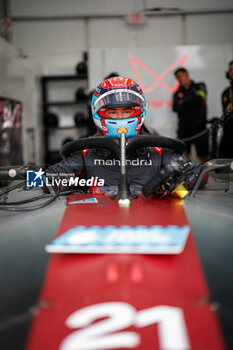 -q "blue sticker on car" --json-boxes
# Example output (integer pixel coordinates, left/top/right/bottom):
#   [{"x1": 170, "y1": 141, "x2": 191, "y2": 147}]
[{"x1": 46, "y1": 225, "x2": 190, "y2": 255}]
